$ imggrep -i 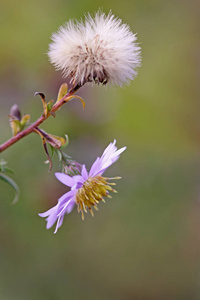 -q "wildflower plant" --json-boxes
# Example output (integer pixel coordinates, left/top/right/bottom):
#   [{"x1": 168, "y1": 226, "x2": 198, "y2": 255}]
[{"x1": 0, "y1": 10, "x2": 141, "y2": 233}]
